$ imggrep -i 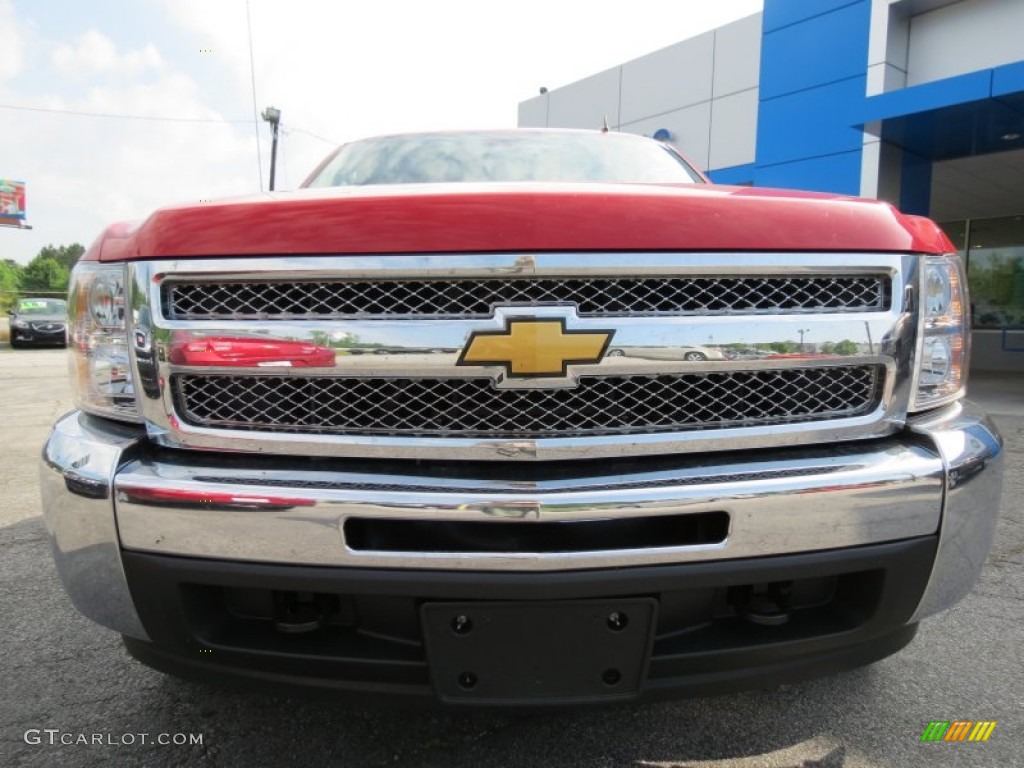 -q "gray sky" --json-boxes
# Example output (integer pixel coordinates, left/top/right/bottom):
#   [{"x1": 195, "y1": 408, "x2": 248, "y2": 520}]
[{"x1": 0, "y1": 0, "x2": 763, "y2": 264}]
